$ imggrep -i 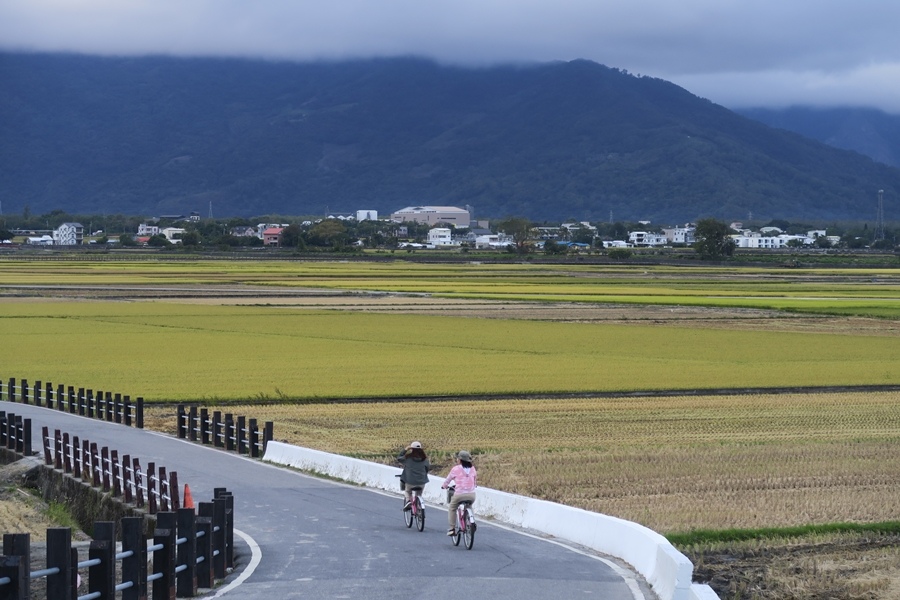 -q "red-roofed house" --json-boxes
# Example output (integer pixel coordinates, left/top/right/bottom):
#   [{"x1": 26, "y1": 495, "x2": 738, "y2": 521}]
[{"x1": 263, "y1": 227, "x2": 285, "y2": 247}]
